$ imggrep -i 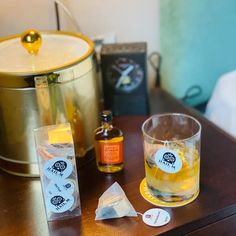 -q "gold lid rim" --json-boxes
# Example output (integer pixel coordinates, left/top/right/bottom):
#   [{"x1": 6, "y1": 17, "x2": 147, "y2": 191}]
[{"x1": 0, "y1": 30, "x2": 94, "y2": 76}]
